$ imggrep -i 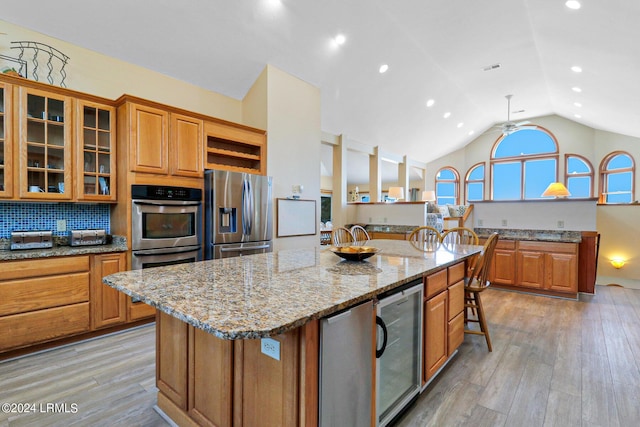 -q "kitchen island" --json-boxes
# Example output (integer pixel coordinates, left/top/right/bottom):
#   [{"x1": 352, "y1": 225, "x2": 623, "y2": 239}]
[{"x1": 103, "y1": 240, "x2": 480, "y2": 426}]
